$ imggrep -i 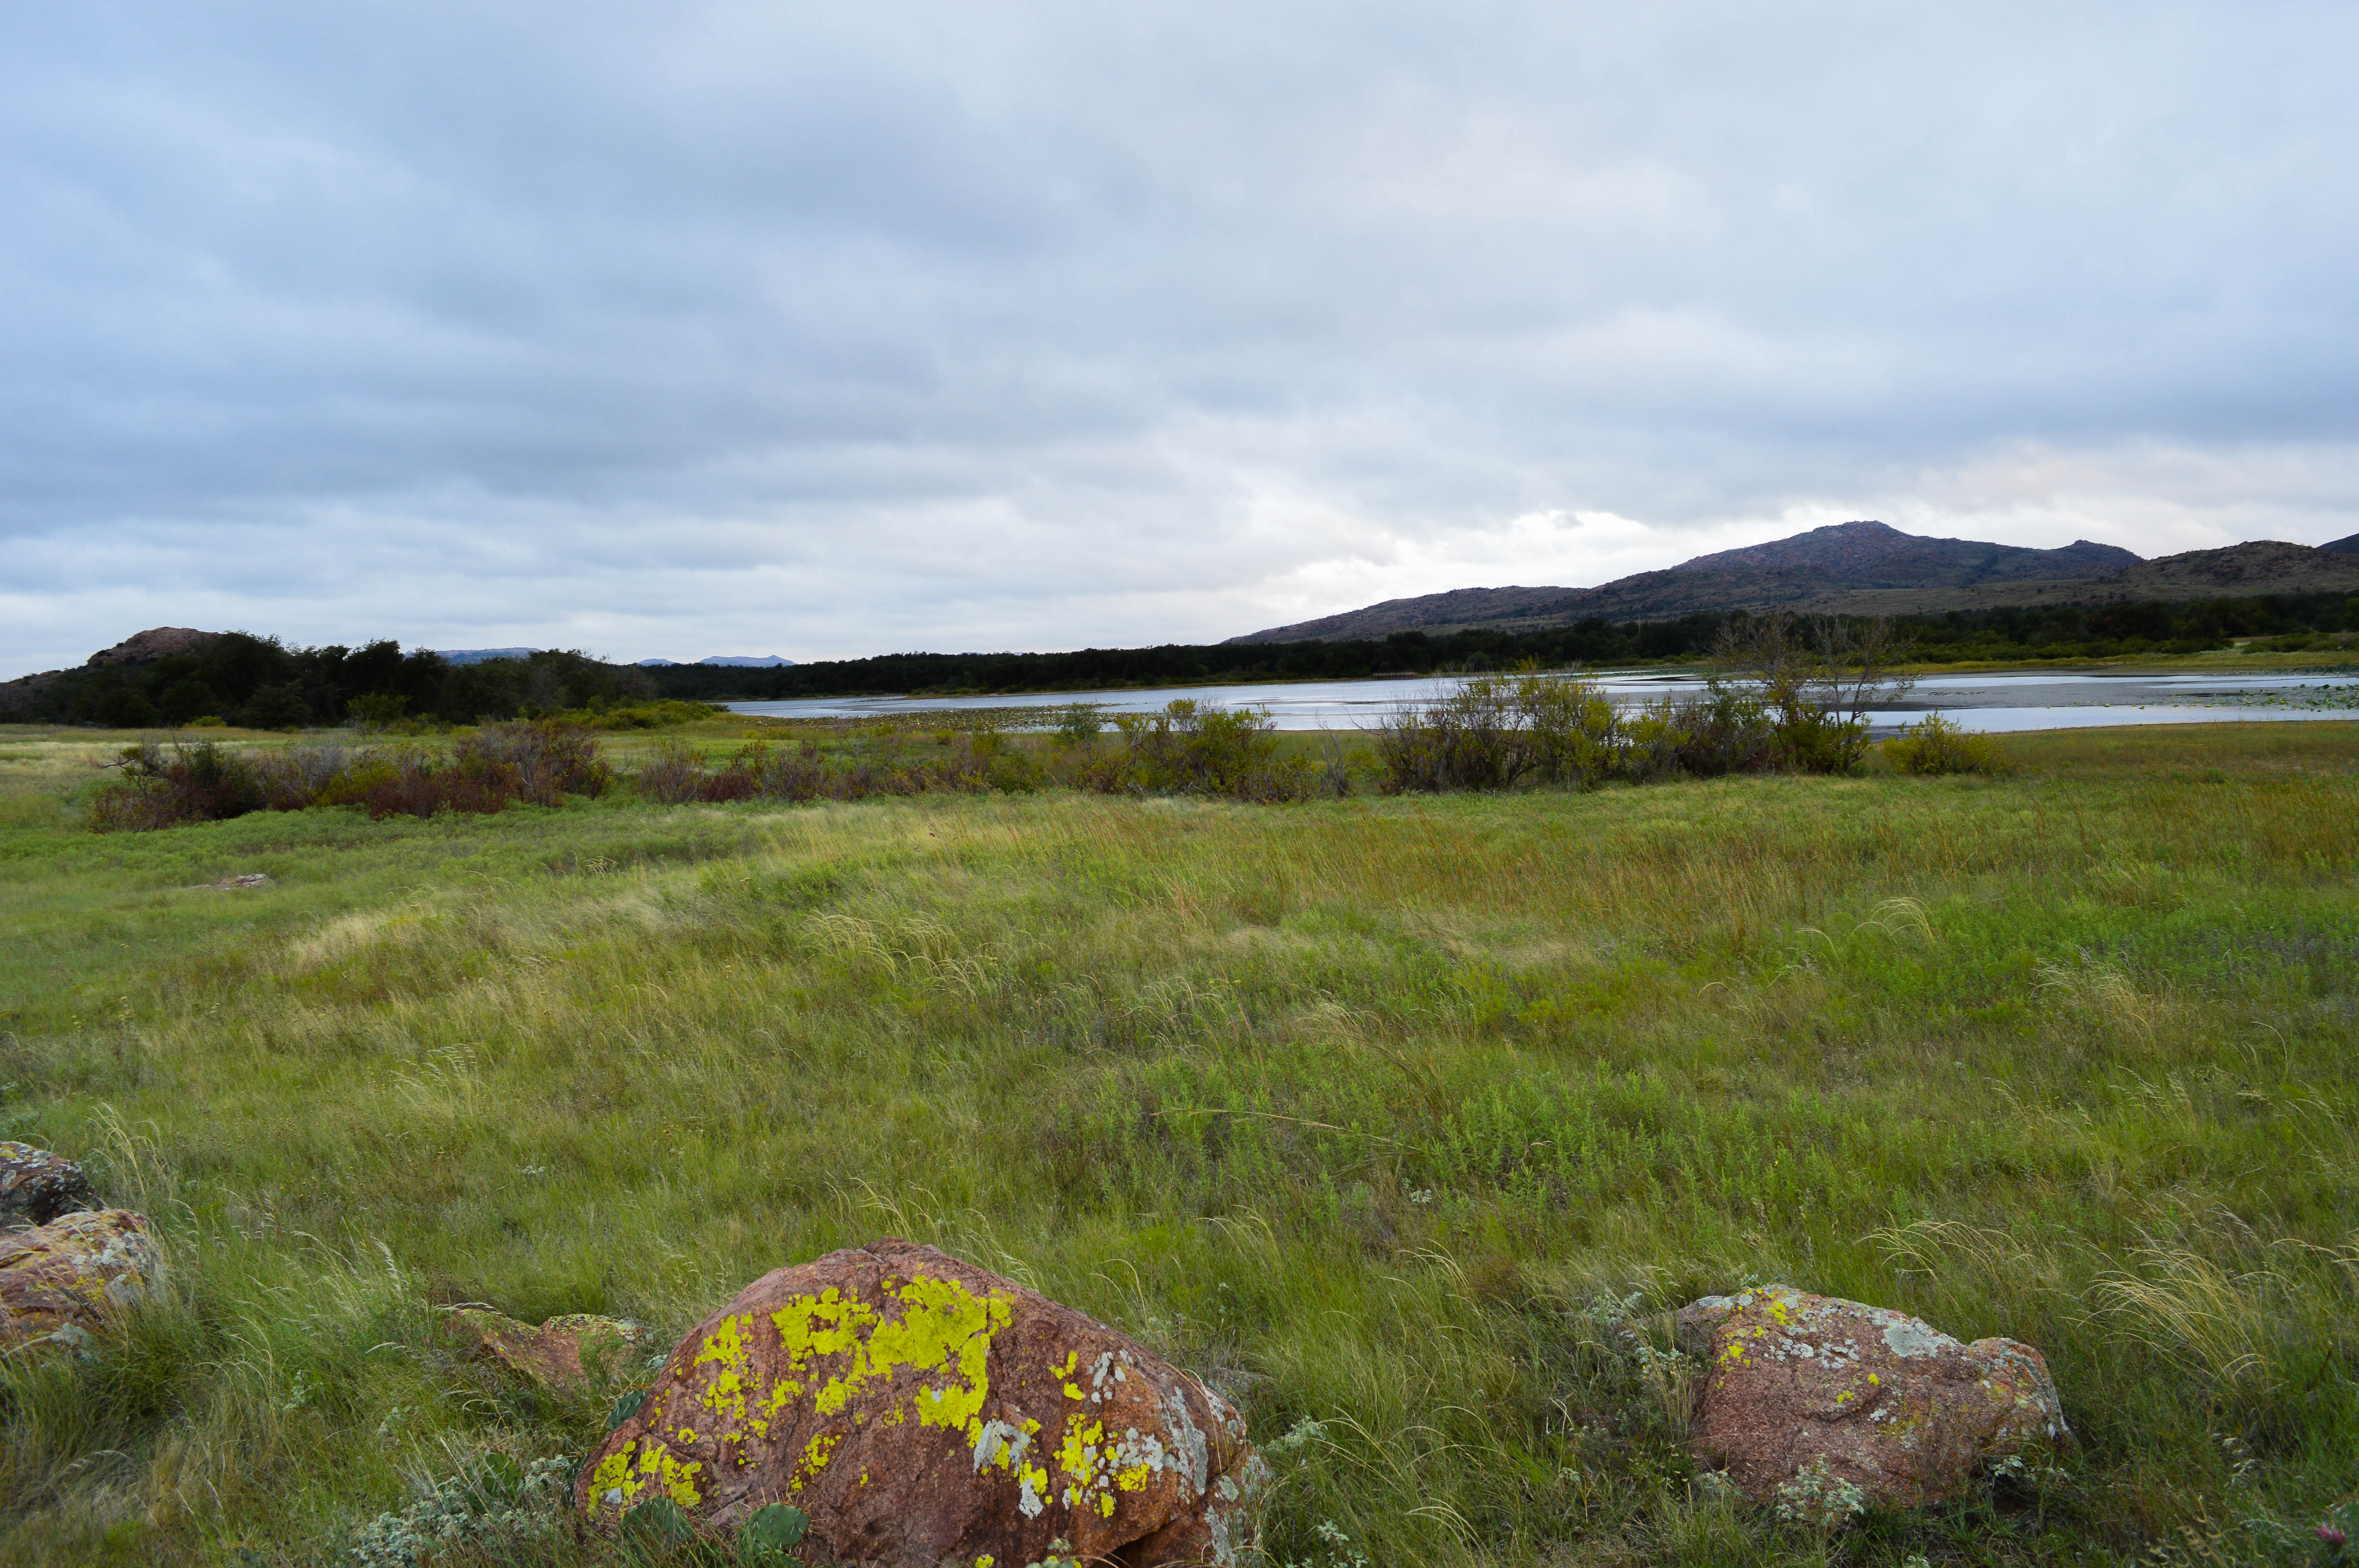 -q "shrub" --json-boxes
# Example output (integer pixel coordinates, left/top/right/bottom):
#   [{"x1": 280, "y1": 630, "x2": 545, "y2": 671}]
[
  {"x1": 1711, "y1": 613, "x2": 1914, "y2": 774},
  {"x1": 635, "y1": 704, "x2": 1316, "y2": 806},
  {"x1": 1374, "y1": 674, "x2": 1668, "y2": 793},
  {"x1": 462, "y1": 720, "x2": 612, "y2": 806},
  {"x1": 93, "y1": 687, "x2": 161, "y2": 728},
  {"x1": 1662, "y1": 682, "x2": 1776, "y2": 776},
  {"x1": 87, "y1": 741, "x2": 267, "y2": 831},
  {"x1": 88, "y1": 723, "x2": 612, "y2": 831},
  {"x1": 1051, "y1": 703, "x2": 1104, "y2": 746},
  {"x1": 569, "y1": 699, "x2": 725, "y2": 730},
  {"x1": 1095, "y1": 701, "x2": 1316, "y2": 801},
  {"x1": 1882, "y1": 712, "x2": 2016, "y2": 776},
  {"x1": 344, "y1": 693, "x2": 409, "y2": 730},
  {"x1": 238, "y1": 682, "x2": 316, "y2": 731}
]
